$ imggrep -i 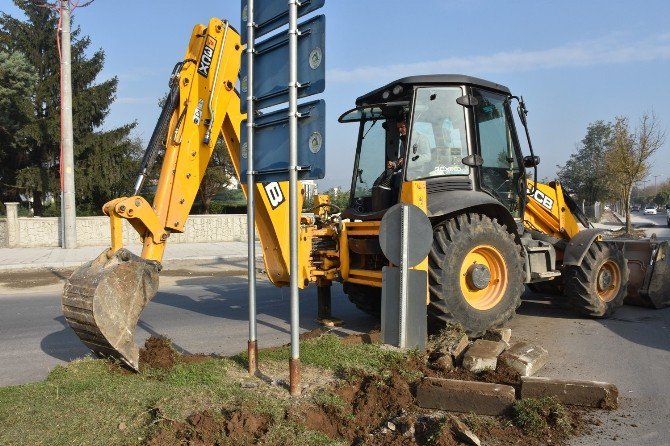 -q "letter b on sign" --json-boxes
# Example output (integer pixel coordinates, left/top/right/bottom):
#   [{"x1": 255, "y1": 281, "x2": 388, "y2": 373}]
[{"x1": 264, "y1": 182, "x2": 285, "y2": 209}]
